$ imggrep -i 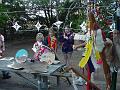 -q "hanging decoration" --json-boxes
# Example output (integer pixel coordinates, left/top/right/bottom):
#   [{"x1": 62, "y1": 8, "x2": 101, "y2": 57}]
[
  {"x1": 53, "y1": 21, "x2": 63, "y2": 29},
  {"x1": 35, "y1": 21, "x2": 42, "y2": 31},
  {"x1": 79, "y1": 37, "x2": 93, "y2": 68},
  {"x1": 12, "y1": 22, "x2": 21, "y2": 31}
]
